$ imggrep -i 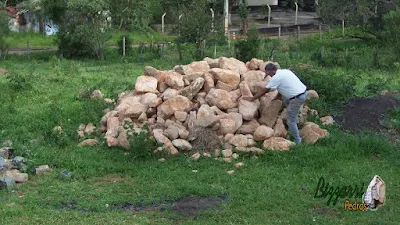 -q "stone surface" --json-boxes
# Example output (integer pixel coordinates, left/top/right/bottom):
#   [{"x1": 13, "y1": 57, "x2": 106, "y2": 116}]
[
  {"x1": 320, "y1": 116, "x2": 334, "y2": 125},
  {"x1": 300, "y1": 122, "x2": 329, "y2": 144},
  {"x1": 229, "y1": 135, "x2": 248, "y2": 147},
  {"x1": 273, "y1": 118, "x2": 288, "y2": 138},
  {"x1": 307, "y1": 90, "x2": 319, "y2": 100},
  {"x1": 259, "y1": 100, "x2": 282, "y2": 127},
  {"x1": 165, "y1": 71, "x2": 184, "y2": 90},
  {"x1": 35, "y1": 165, "x2": 51, "y2": 175},
  {"x1": 172, "y1": 139, "x2": 193, "y2": 151},
  {"x1": 179, "y1": 77, "x2": 205, "y2": 100},
  {"x1": 135, "y1": 76, "x2": 159, "y2": 93},
  {"x1": 5, "y1": 170, "x2": 28, "y2": 183},
  {"x1": 263, "y1": 137, "x2": 295, "y2": 151},
  {"x1": 205, "y1": 88, "x2": 238, "y2": 110},
  {"x1": 78, "y1": 139, "x2": 98, "y2": 147},
  {"x1": 209, "y1": 68, "x2": 240, "y2": 88},
  {"x1": 158, "y1": 95, "x2": 192, "y2": 117},
  {"x1": 222, "y1": 149, "x2": 233, "y2": 157},
  {"x1": 254, "y1": 125, "x2": 274, "y2": 141},
  {"x1": 237, "y1": 119, "x2": 260, "y2": 134}
]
